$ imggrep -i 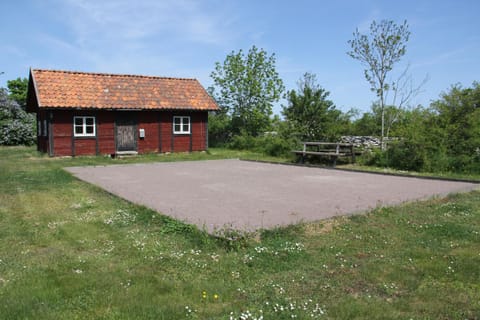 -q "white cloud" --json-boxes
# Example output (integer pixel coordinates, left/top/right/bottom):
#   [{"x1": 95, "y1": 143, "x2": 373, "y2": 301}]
[
  {"x1": 24, "y1": 0, "x2": 247, "y2": 76},
  {"x1": 58, "y1": 0, "x2": 237, "y2": 46}
]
